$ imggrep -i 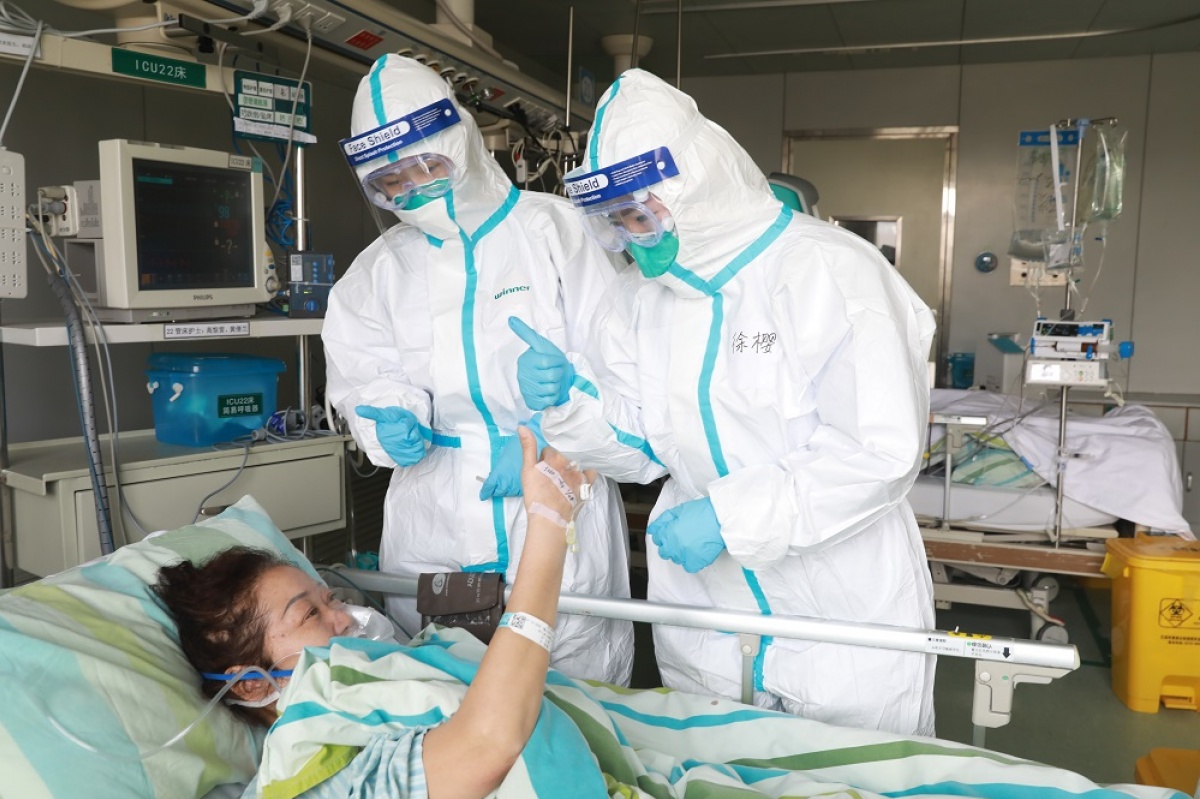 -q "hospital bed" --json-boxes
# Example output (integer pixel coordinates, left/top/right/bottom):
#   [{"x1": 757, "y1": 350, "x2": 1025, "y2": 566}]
[
  {"x1": 911, "y1": 388, "x2": 1193, "y2": 642},
  {"x1": 0, "y1": 495, "x2": 1186, "y2": 799}
]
